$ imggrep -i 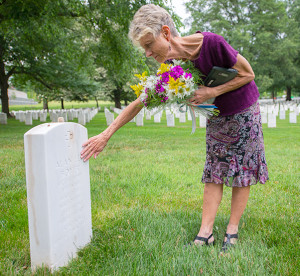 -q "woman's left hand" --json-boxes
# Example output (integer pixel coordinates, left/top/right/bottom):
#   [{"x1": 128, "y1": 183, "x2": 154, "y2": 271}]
[{"x1": 188, "y1": 86, "x2": 216, "y2": 105}]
